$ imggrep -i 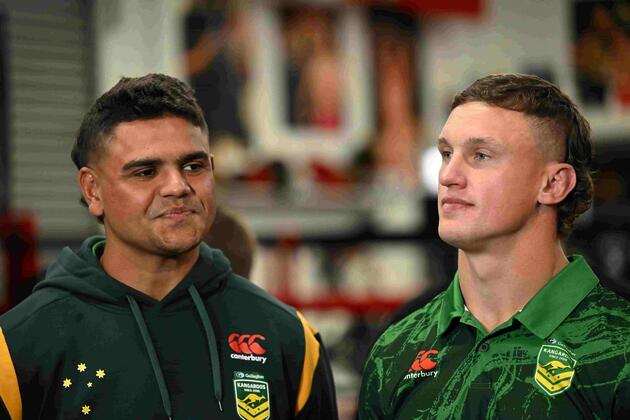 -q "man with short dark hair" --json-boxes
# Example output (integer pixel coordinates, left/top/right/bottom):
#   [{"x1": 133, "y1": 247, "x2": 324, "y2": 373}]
[
  {"x1": 359, "y1": 74, "x2": 629, "y2": 418},
  {"x1": 0, "y1": 74, "x2": 337, "y2": 419}
]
